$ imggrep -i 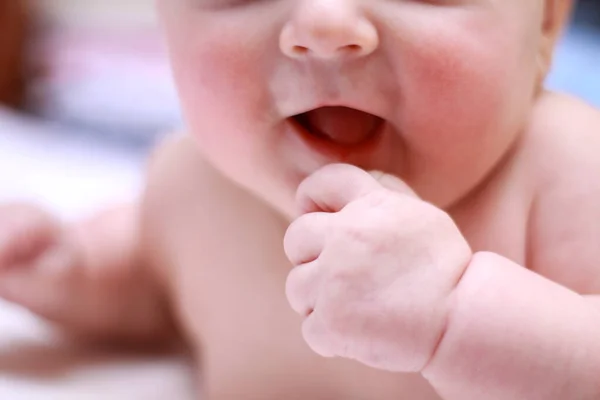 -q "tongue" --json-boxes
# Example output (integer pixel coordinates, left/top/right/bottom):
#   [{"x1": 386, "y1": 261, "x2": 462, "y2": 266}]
[{"x1": 303, "y1": 106, "x2": 382, "y2": 146}]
